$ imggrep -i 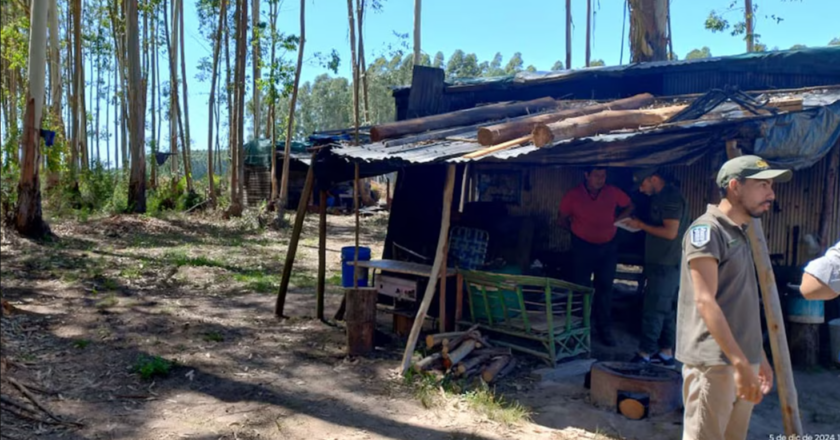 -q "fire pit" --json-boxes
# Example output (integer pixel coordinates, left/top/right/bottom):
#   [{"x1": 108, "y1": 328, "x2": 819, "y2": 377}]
[{"x1": 589, "y1": 361, "x2": 682, "y2": 418}]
